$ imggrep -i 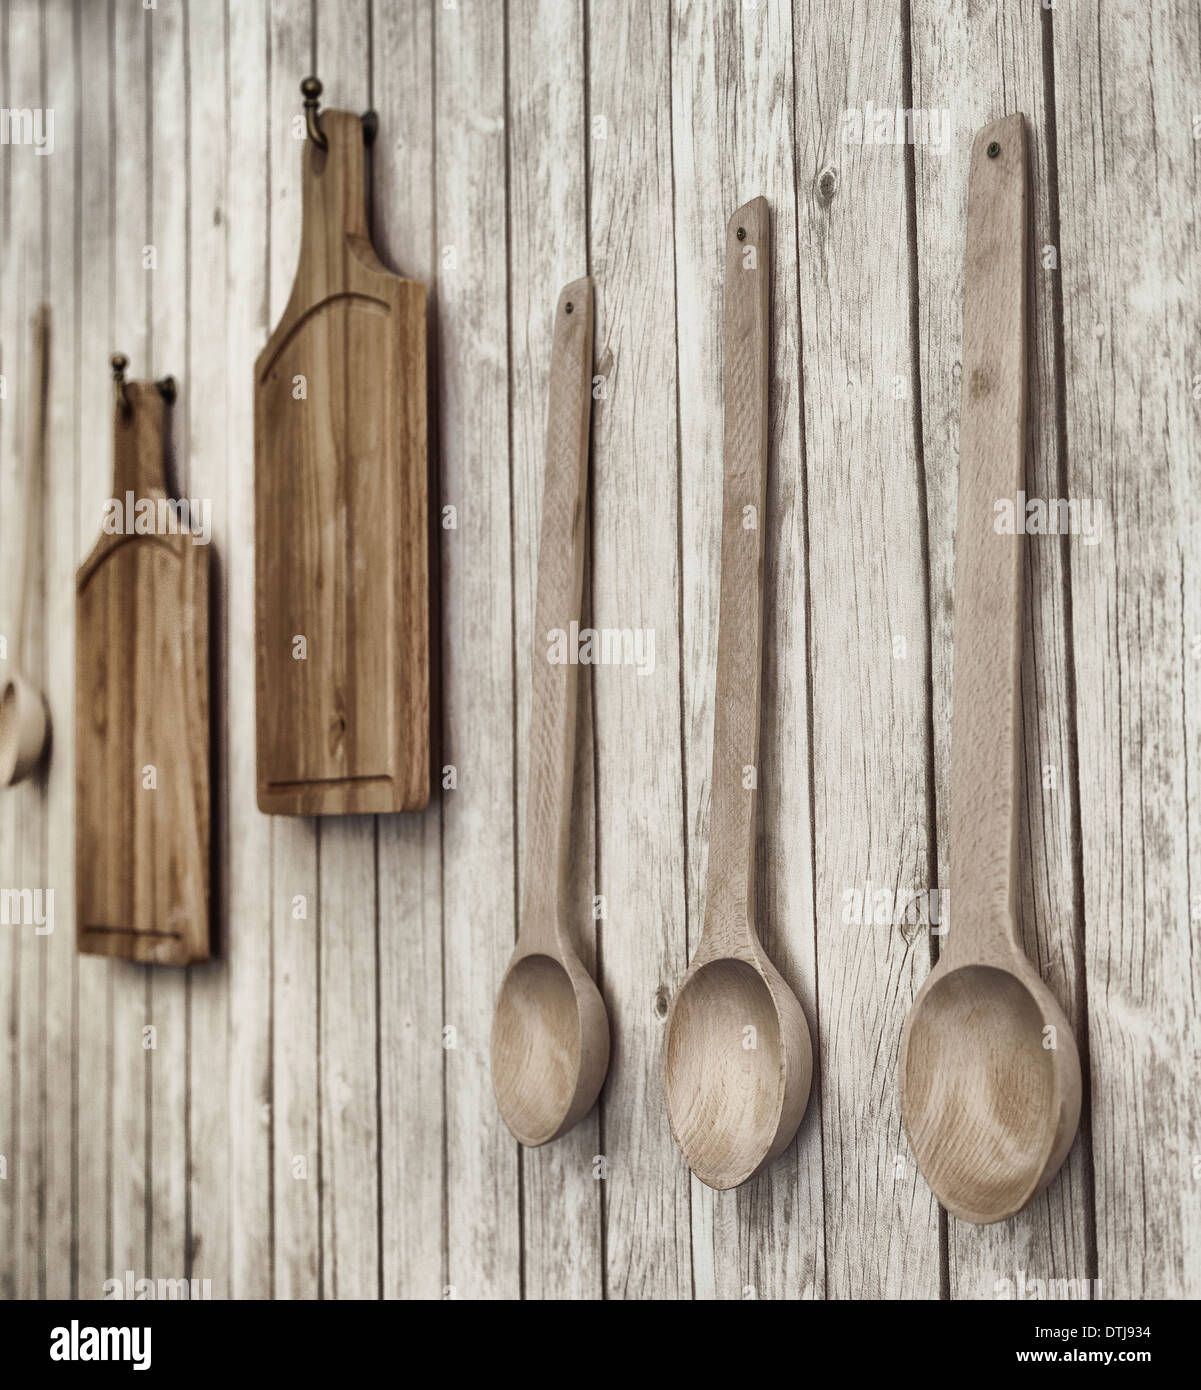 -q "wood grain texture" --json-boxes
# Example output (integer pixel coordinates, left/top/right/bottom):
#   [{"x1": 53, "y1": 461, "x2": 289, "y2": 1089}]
[
  {"x1": 108, "y1": 0, "x2": 153, "y2": 1287},
  {"x1": 671, "y1": 0, "x2": 822, "y2": 1302},
  {"x1": 41, "y1": 0, "x2": 77, "y2": 1299},
  {"x1": 908, "y1": 0, "x2": 1094, "y2": 1295},
  {"x1": 146, "y1": 0, "x2": 191, "y2": 1296},
  {"x1": 254, "y1": 49, "x2": 428, "y2": 818},
  {"x1": 186, "y1": 0, "x2": 234, "y2": 1298},
  {"x1": 73, "y1": 0, "x2": 116, "y2": 1296},
  {"x1": 371, "y1": 0, "x2": 445, "y2": 1301},
  {"x1": 310, "y1": 0, "x2": 382, "y2": 1303},
  {"x1": 1052, "y1": 0, "x2": 1201, "y2": 1299},
  {"x1": 266, "y1": 0, "x2": 319, "y2": 1301},
  {"x1": 587, "y1": 0, "x2": 691, "y2": 1300},
  {"x1": 435, "y1": 0, "x2": 520, "y2": 1300},
  {"x1": 1, "y1": 0, "x2": 1198, "y2": 1304},
  {"x1": 75, "y1": 380, "x2": 210, "y2": 968},
  {"x1": 793, "y1": 0, "x2": 941, "y2": 1297},
  {"x1": 506, "y1": 0, "x2": 603, "y2": 1302},
  {"x1": 5, "y1": 0, "x2": 47, "y2": 1303}
]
